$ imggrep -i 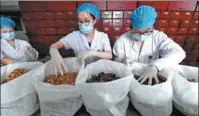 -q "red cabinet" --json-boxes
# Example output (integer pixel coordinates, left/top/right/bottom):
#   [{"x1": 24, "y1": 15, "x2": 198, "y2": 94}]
[
  {"x1": 168, "y1": 1, "x2": 197, "y2": 11},
  {"x1": 102, "y1": 27, "x2": 113, "y2": 34},
  {"x1": 102, "y1": 19, "x2": 112, "y2": 27},
  {"x1": 160, "y1": 11, "x2": 170, "y2": 19},
  {"x1": 169, "y1": 20, "x2": 180, "y2": 27},
  {"x1": 107, "y1": 1, "x2": 136, "y2": 10},
  {"x1": 177, "y1": 28, "x2": 188, "y2": 34},
  {"x1": 155, "y1": 20, "x2": 169, "y2": 27},
  {"x1": 113, "y1": 11, "x2": 123, "y2": 18},
  {"x1": 101, "y1": 11, "x2": 112, "y2": 19},
  {"x1": 123, "y1": 19, "x2": 131, "y2": 27},
  {"x1": 57, "y1": 28, "x2": 69, "y2": 34},
  {"x1": 138, "y1": 1, "x2": 169, "y2": 10},
  {"x1": 191, "y1": 20, "x2": 199, "y2": 27},
  {"x1": 113, "y1": 27, "x2": 123, "y2": 34},
  {"x1": 167, "y1": 27, "x2": 178, "y2": 34},
  {"x1": 47, "y1": 2, "x2": 76, "y2": 11},
  {"x1": 156, "y1": 27, "x2": 168, "y2": 34},
  {"x1": 43, "y1": 12, "x2": 54, "y2": 19},
  {"x1": 19, "y1": 1, "x2": 47, "y2": 11},
  {"x1": 113, "y1": 19, "x2": 123, "y2": 26},
  {"x1": 65, "y1": 11, "x2": 77, "y2": 19},
  {"x1": 181, "y1": 12, "x2": 194, "y2": 19},
  {"x1": 124, "y1": 11, "x2": 132, "y2": 18},
  {"x1": 188, "y1": 27, "x2": 199, "y2": 34},
  {"x1": 171, "y1": 35, "x2": 187, "y2": 43},
  {"x1": 180, "y1": 20, "x2": 191, "y2": 27},
  {"x1": 55, "y1": 20, "x2": 67, "y2": 27},
  {"x1": 54, "y1": 12, "x2": 66, "y2": 19},
  {"x1": 95, "y1": 20, "x2": 102, "y2": 28},
  {"x1": 66, "y1": 20, "x2": 78, "y2": 28},
  {"x1": 22, "y1": 12, "x2": 34, "y2": 20},
  {"x1": 193, "y1": 12, "x2": 199, "y2": 19}
]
